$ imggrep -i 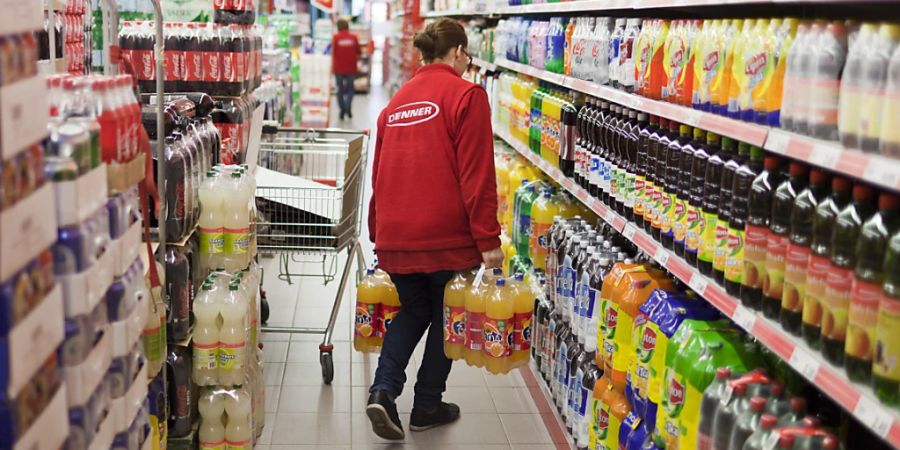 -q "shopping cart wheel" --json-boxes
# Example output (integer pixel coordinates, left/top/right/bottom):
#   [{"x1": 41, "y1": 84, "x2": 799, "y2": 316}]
[
  {"x1": 260, "y1": 291, "x2": 270, "y2": 324},
  {"x1": 320, "y1": 351, "x2": 334, "y2": 384}
]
